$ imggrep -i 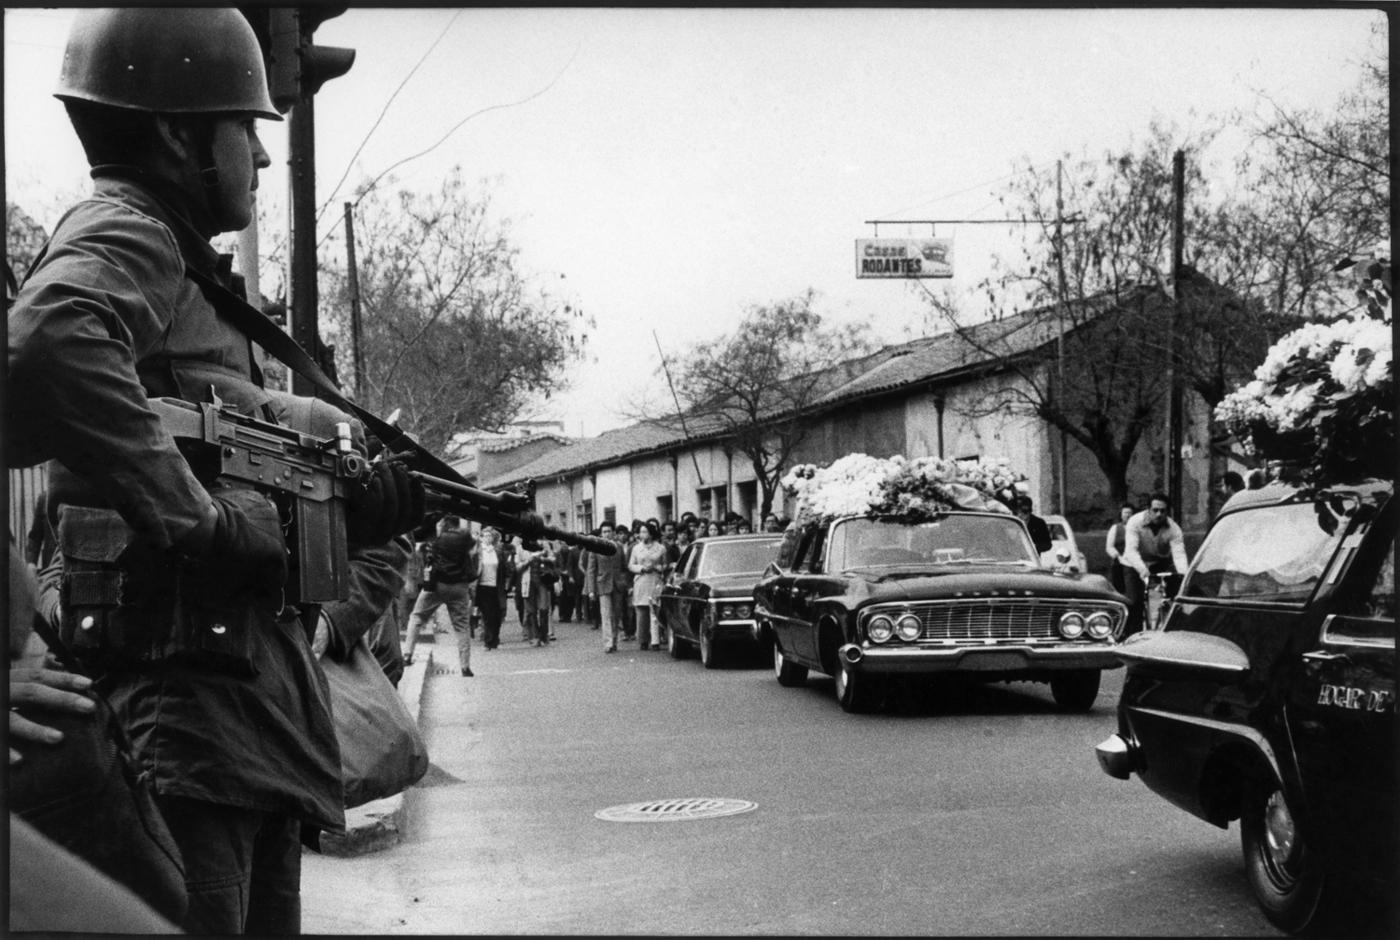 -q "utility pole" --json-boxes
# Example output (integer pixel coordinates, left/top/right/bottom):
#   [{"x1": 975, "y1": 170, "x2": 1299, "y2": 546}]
[
  {"x1": 1166, "y1": 150, "x2": 1186, "y2": 516},
  {"x1": 288, "y1": 96, "x2": 319, "y2": 395},
  {"x1": 1054, "y1": 160, "x2": 1069, "y2": 516},
  {"x1": 344, "y1": 202, "x2": 365, "y2": 398},
  {"x1": 242, "y1": 6, "x2": 355, "y2": 396}
]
